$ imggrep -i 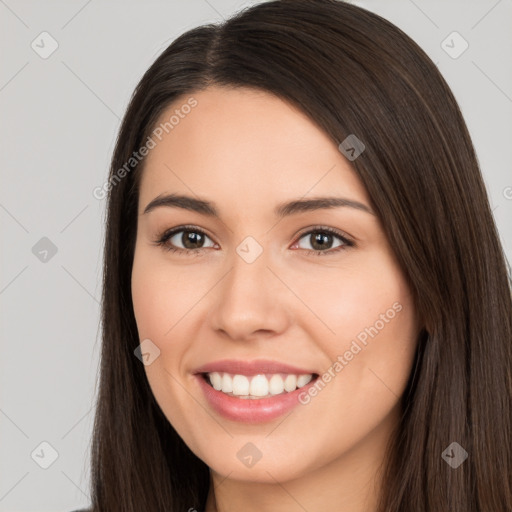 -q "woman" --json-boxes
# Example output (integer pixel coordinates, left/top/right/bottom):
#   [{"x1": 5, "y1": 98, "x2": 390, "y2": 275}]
[{"x1": 85, "y1": 0, "x2": 512, "y2": 510}]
